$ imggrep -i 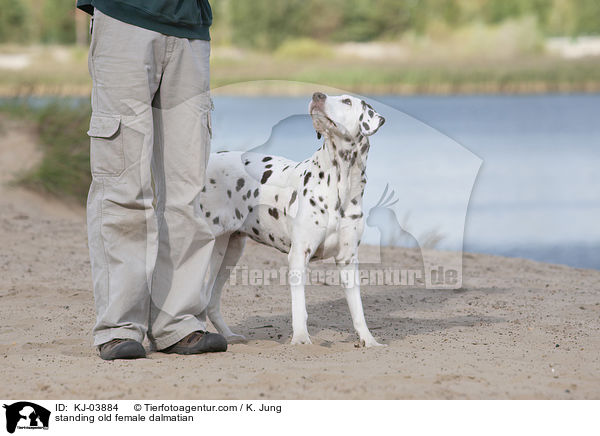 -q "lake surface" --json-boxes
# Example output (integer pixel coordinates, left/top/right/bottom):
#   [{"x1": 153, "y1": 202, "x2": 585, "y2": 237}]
[
  {"x1": 3, "y1": 93, "x2": 598, "y2": 270},
  {"x1": 383, "y1": 94, "x2": 600, "y2": 270}
]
